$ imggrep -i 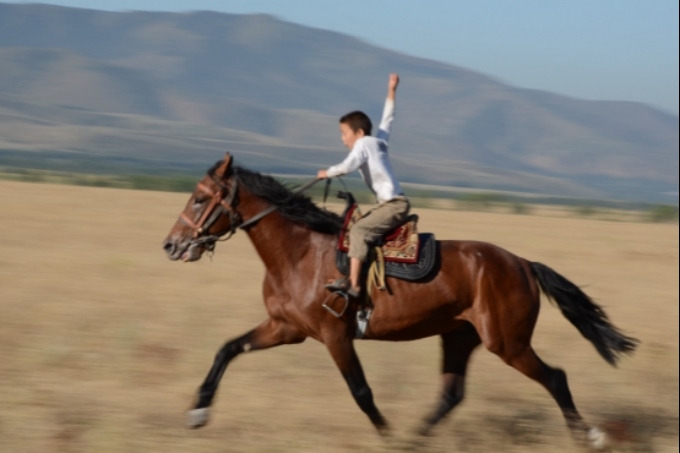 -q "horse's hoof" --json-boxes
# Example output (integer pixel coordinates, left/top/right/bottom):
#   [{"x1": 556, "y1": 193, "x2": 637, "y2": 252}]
[
  {"x1": 587, "y1": 427, "x2": 608, "y2": 451},
  {"x1": 416, "y1": 424, "x2": 433, "y2": 437},
  {"x1": 414, "y1": 417, "x2": 437, "y2": 437},
  {"x1": 376, "y1": 423, "x2": 391, "y2": 438},
  {"x1": 187, "y1": 408, "x2": 210, "y2": 429},
  {"x1": 386, "y1": 435, "x2": 428, "y2": 452}
]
